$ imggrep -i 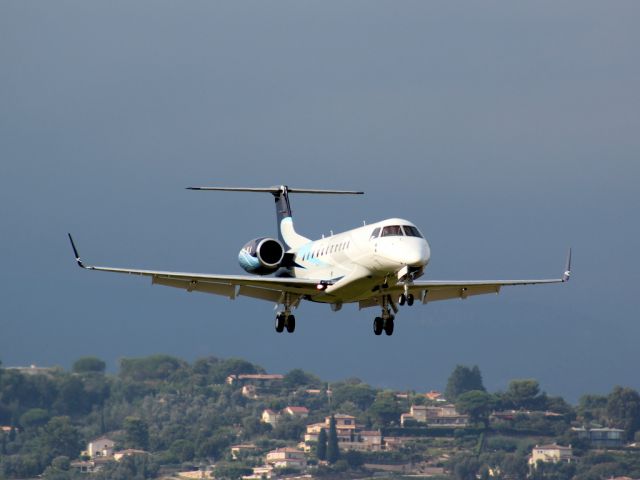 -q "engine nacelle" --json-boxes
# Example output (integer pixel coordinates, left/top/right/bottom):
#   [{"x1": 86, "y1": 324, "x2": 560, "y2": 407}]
[{"x1": 238, "y1": 237, "x2": 285, "y2": 275}]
